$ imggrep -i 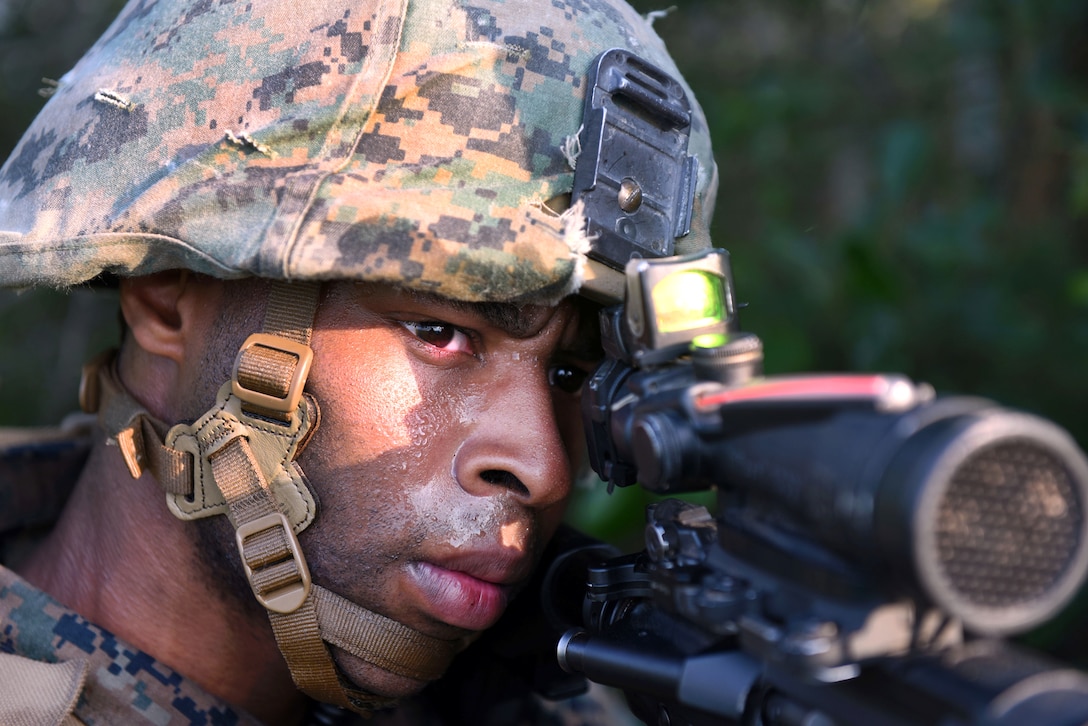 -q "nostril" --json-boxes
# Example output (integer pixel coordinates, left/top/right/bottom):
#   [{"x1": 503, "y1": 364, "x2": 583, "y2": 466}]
[{"x1": 480, "y1": 469, "x2": 530, "y2": 497}]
